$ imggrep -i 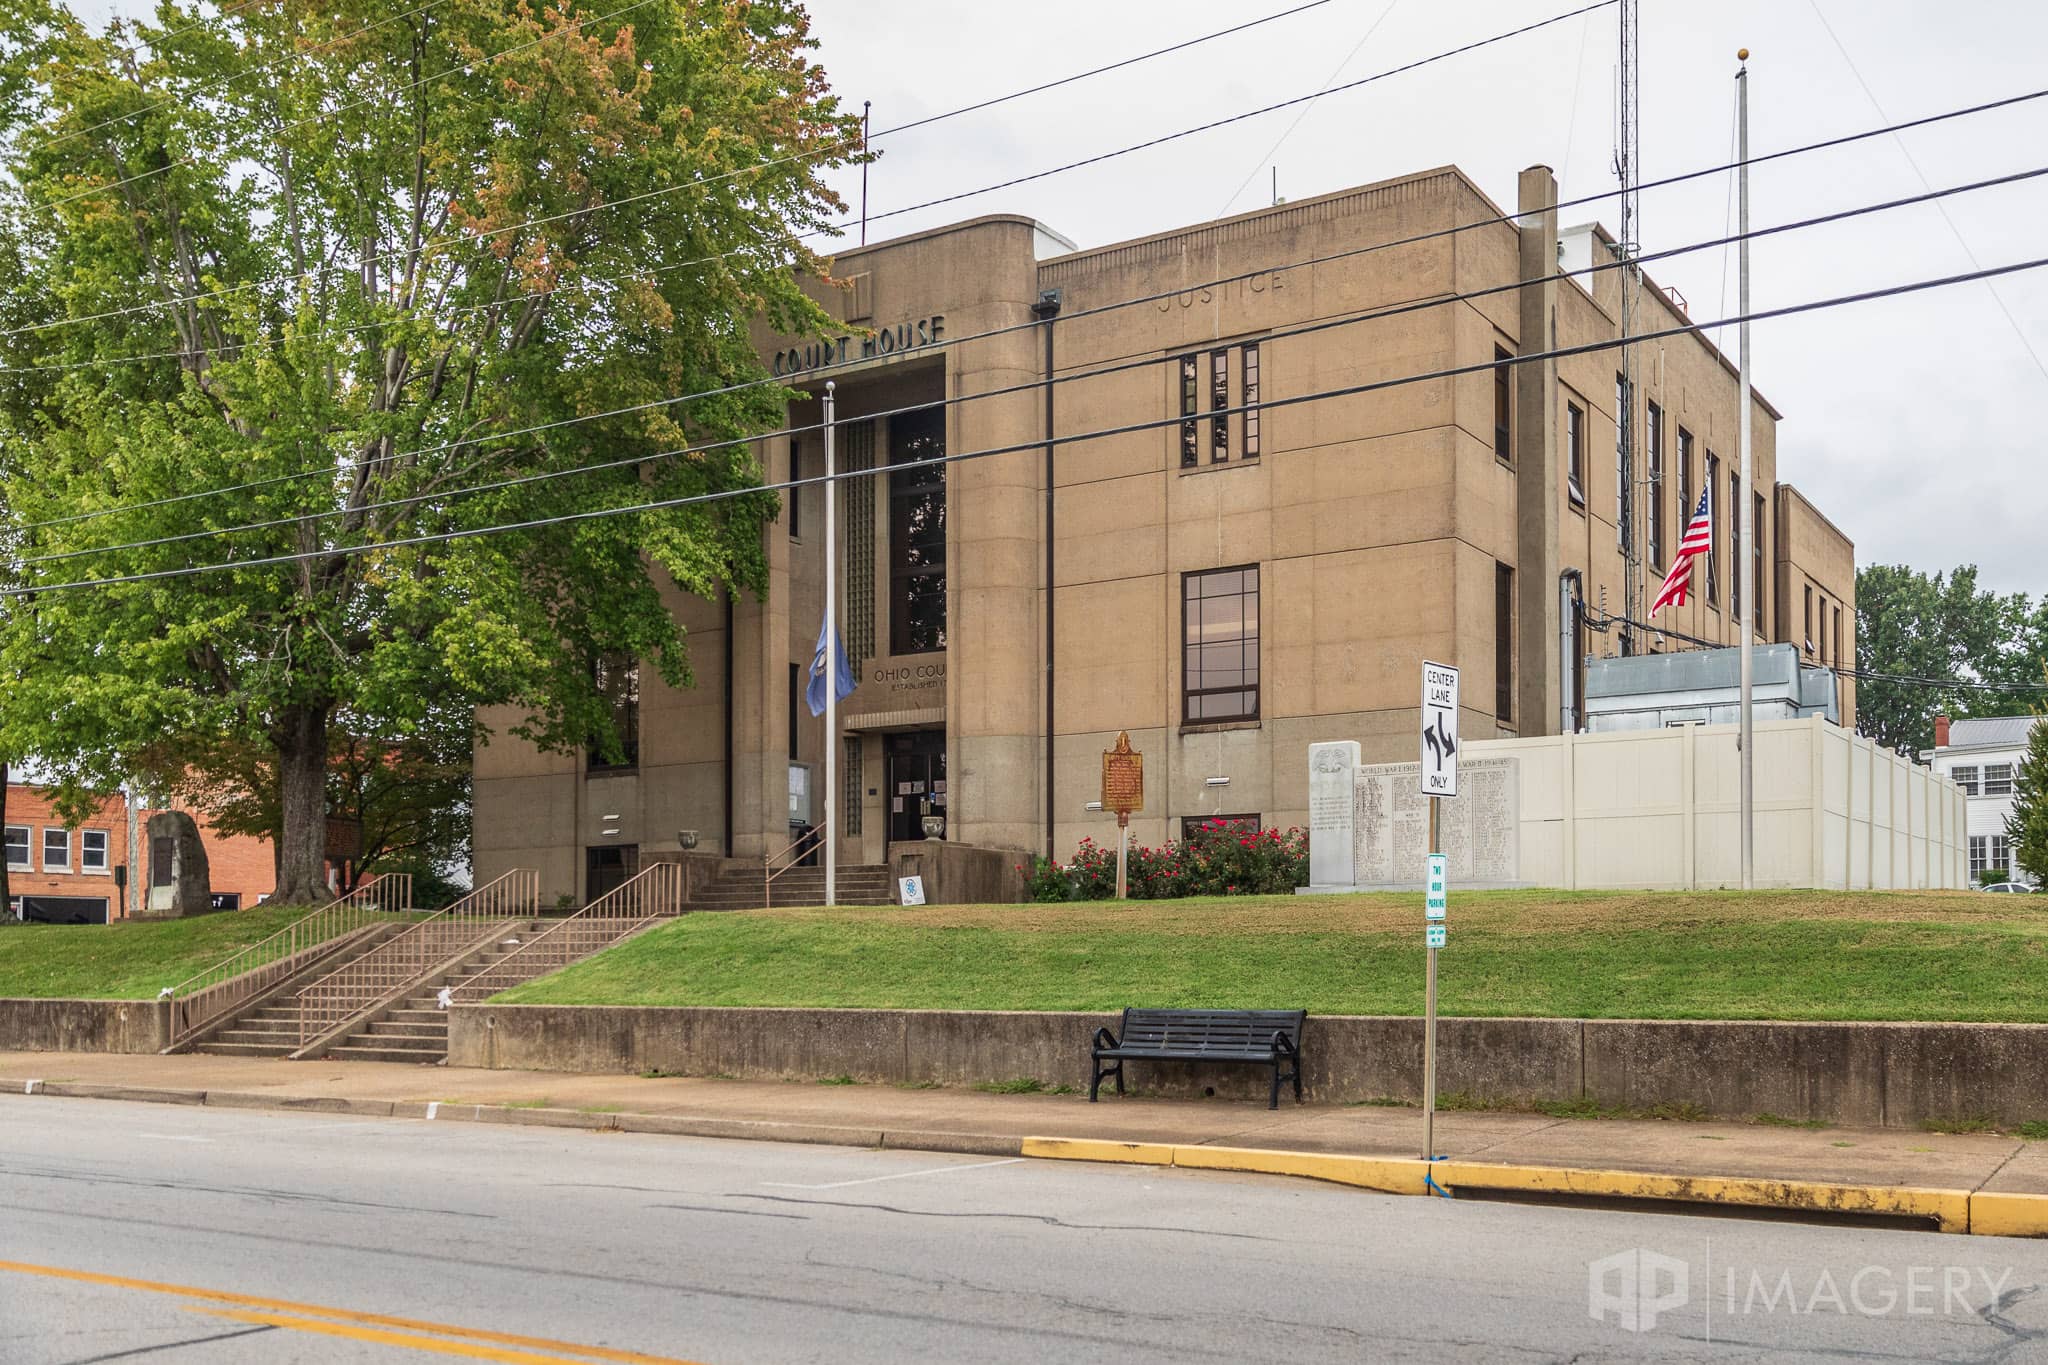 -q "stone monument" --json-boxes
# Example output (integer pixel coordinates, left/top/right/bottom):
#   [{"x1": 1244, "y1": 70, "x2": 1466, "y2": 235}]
[
  {"x1": 145, "y1": 811, "x2": 215, "y2": 916},
  {"x1": 1305, "y1": 740, "x2": 1361, "y2": 892}
]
